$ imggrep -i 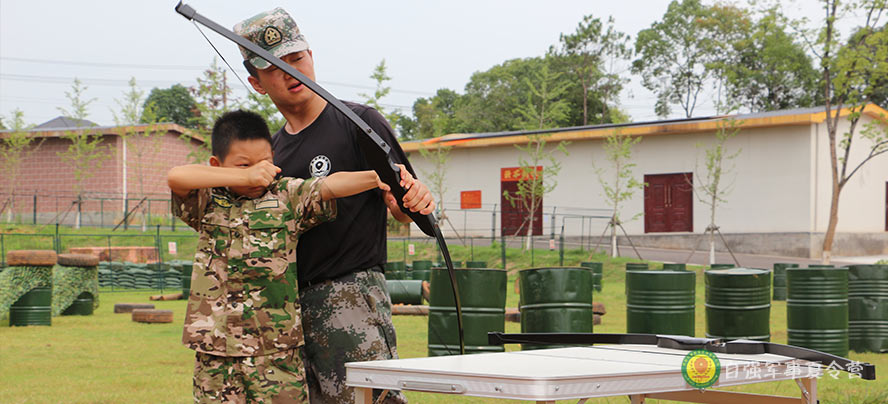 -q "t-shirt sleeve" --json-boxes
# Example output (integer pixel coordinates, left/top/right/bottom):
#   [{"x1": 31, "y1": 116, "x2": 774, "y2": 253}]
[
  {"x1": 358, "y1": 107, "x2": 418, "y2": 179},
  {"x1": 280, "y1": 177, "x2": 337, "y2": 234},
  {"x1": 171, "y1": 188, "x2": 211, "y2": 231}
]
